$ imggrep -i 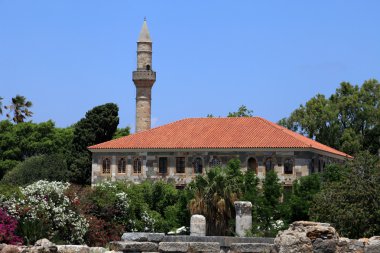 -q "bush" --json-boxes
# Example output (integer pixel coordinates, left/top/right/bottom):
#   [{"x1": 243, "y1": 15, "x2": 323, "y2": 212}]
[
  {"x1": 0, "y1": 208, "x2": 23, "y2": 244},
  {"x1": 1, "y1": 154, "x2": 69, "y2": 185},
  {"x1": 5, "y1": 180, "x2": 88, "y2": 245}
]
